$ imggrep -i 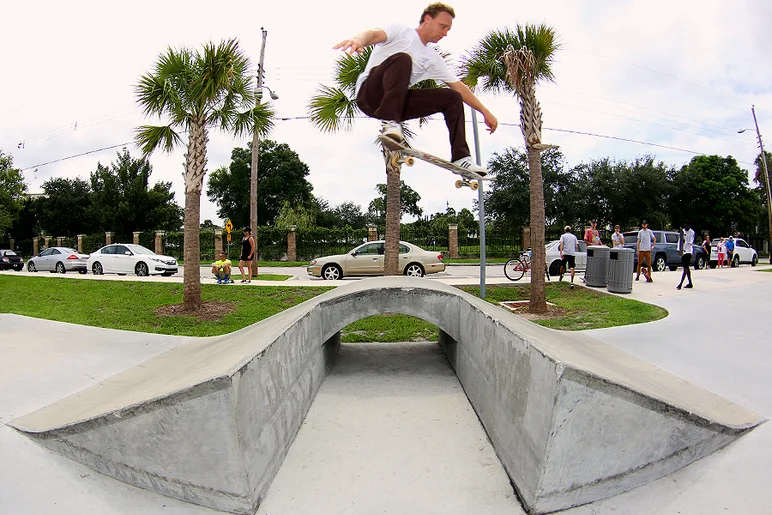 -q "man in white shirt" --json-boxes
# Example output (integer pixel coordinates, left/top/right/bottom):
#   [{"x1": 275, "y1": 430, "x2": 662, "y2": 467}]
[
  {"x1": 676, "y1": 222, "x2": 695, "y2": 290},
  {"x1": 334, "y1": 3, "x2": 498, "y2": 175},
  {"x1": 636, "y1": 220, "x2": 656, "y2": 282},
  {"x1": 559, "y1": 225, "x2": 579, "y2": 288}
]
